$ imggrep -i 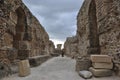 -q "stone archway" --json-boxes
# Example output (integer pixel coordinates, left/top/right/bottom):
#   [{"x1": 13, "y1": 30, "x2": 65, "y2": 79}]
[
  {"x1": 87, "y1": 0, "x2": 100, "y2": 54},
  {"x1": 13, "y1": 7, "x2": 30, "y2": 60}
]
